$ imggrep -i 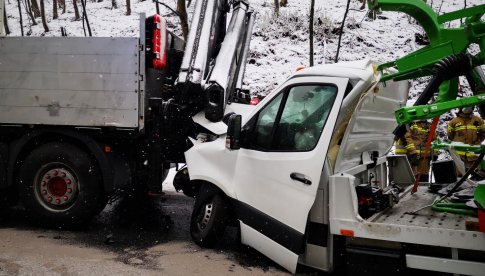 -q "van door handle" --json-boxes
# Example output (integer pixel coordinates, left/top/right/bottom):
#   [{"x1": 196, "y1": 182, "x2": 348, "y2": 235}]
[{"x1": 290, "y1": 172, "x2": 312, "y2": 185}]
